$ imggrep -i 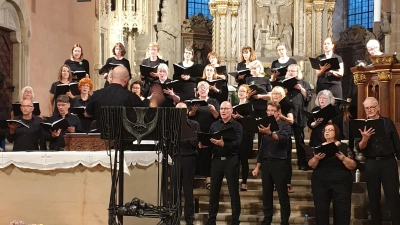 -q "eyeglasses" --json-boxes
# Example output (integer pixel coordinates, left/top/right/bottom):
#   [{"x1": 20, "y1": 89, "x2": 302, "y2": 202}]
[
  {"x1": 220, "y1": 108, "x2": 232, "y2": 111},
  {"x1": 364, "y1": 104, "x2": 378, "y2": 111},
  {"x1": 21, "y1": 105, "x2": 33, "y2": 108}
]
